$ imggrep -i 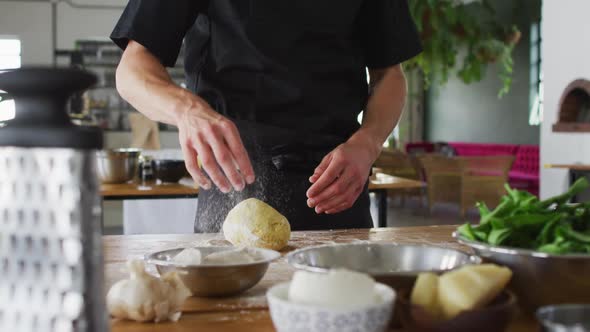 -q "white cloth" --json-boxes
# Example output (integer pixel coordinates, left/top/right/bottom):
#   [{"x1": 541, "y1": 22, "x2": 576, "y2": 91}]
[{"x1": 123, "y1": 198, "x2": 198, "y2": 234}]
